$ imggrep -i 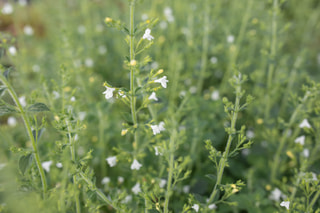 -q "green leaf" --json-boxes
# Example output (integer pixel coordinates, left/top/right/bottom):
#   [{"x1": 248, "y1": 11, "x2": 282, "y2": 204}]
[
  {"x1": 120, "y1": 112, "x2": 133, "y2": 124},
  {"x1": 0, "y1": 87, "x2": 6, "y2": 96},
  {"x1": 32, "y1": 128, "x2": 45, "y2": 143},
  {"x1": 27, "y1": 103, "x2": 50, "y2": 112},
  {"x1": 19, "y1": 153, "x2": 33, "y2": 175},
  {"x1": 3, "y1": 69, "x2": 10, "y2": 79},
  {"x1": 0, "y1": 105, "x2": 17, "y2": 116},
  {"x1": 205, "y1": 174, "x2": 217, "y2": 181}
]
